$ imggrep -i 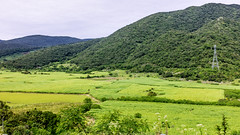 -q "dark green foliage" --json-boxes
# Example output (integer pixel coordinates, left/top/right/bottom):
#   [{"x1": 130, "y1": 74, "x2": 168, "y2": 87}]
[
  {"x1": 100, "y1": 97, "x2": 107, "y2": 102},
  {"x1": 94, "y1": 110, "x2": 149, "y2": 134},
  {"x1": 0, "y1": 35, "x2": 83, "y2": 58},
  {"x1": 117, "y1": 96, "x2": 240, "y2": 107},
  {"x1": 224, "y1": 89, "x2": 240, "y2": 99},
  {"x1": 3, "y1": 39, "x2": 101, "y2": 69},
  {"x1": 216, "y1": 114, "x2": 228, "y2": 135},
  {"x1": 0, "y1": 101, "x2": 13, "y2": 134},
  {"x1": 57, "y1": 106, "x2": 87, "y2": 134},
  {"x1": 5, "y1": 109, "x2": 59, "y2": 135},
  {"x1": 91, "y1": 104, "x2": 101, "y2": 109},
  {"x1": 83, "y1": 98, "x2": 92, "y2": 104},
  {"x1": 148, "y1": 91, "x2": 157, "y2": 97},
  {"x1": 134, "y1": 113, "x2": 142, "y2": 118},
  {"x1": 231, "y1": 130, "x2": 240, "y2": 135},
  {"x1": 66, "y1": 3, "x2": 240, "y2": 81},
  {"x1": 163, "y1": 72, "x2": 173, "y2": 78}
]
